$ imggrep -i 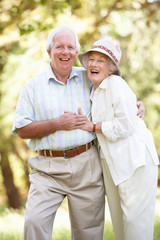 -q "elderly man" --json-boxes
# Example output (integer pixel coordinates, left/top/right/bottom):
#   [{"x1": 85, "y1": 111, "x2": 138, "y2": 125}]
[{"x1": 13, "y1": 25, "x2": 145, "y2": 240}]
